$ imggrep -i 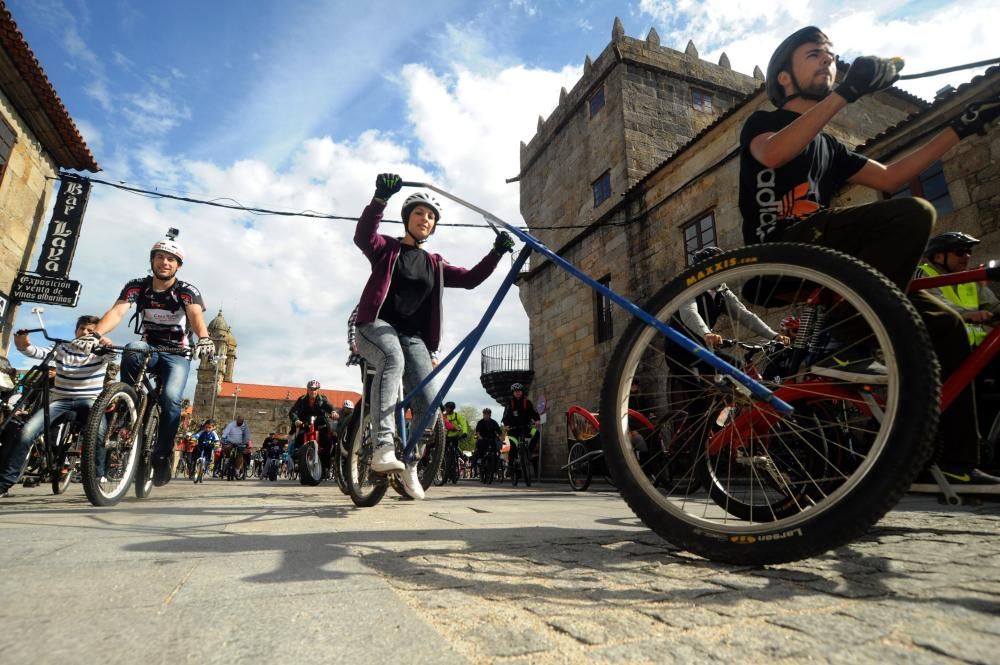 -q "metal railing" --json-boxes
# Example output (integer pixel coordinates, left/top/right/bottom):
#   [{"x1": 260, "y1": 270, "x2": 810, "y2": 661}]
[{"x1": 481, "y1": 343, "x2": 533, "y2": 375}]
